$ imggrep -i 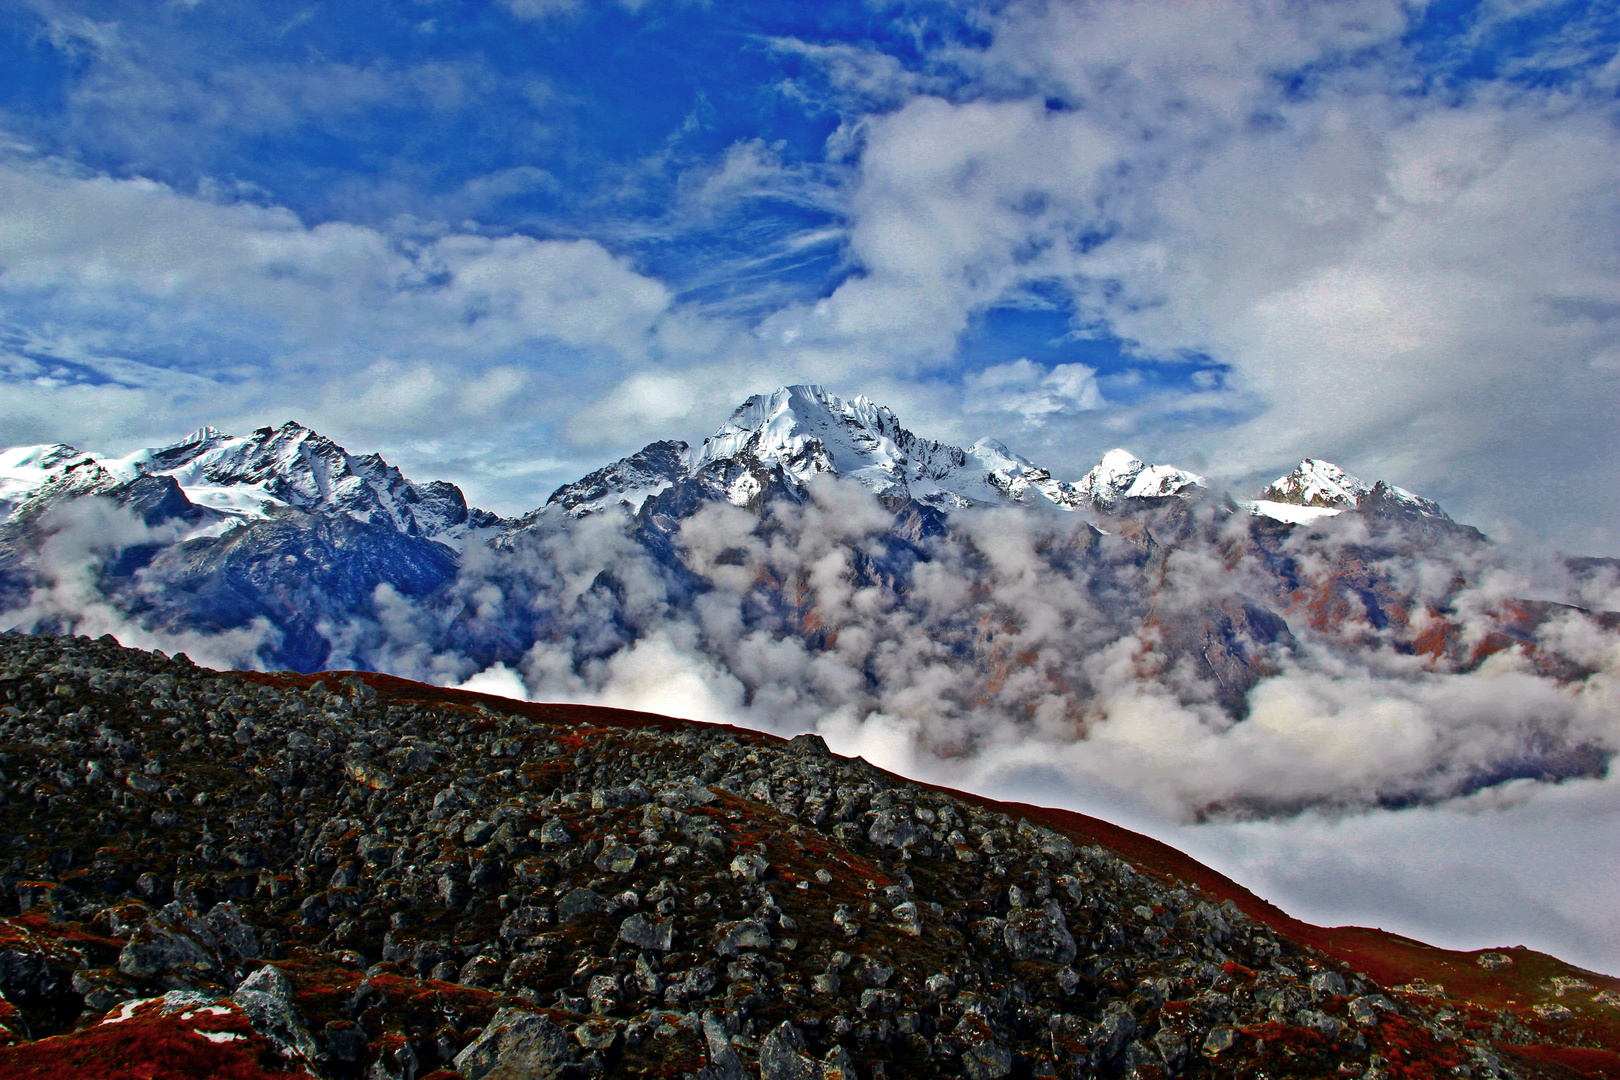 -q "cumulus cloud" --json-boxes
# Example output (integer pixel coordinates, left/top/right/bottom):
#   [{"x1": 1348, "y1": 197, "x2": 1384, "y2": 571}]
[
  {"x1": 322, "y1": 475, "x2": 1620, "y2": 831},
  {"x1": 41, "y1": 442, "x2": 1567, "y2": 859},
  {"x1": 4, "y1": 0, "x2": 1618, "y2": 974},
  {"x1": 453, "y1": 661, "x2": 531, "y2": 701},
  {"x1": 1164, "y1": 770, "x2": 1620, "y2": 975},
  {"x1": 7, "y1": 0, "x2": 1620, "y2": 547},
  {"x1": 965, "y1": 359, "x2": 1105, "y2": 424},
  {"x1": 0, "y1": 154, "x2": 701, "y2": 501},
  {"x1": 744, "y1": 0, "x2": 1620, "y2": 549},
  {"x1": 757, "y1": 94, "x2": 1127, "y2": 356},
  {"x1": 0, "y1": 160, "x2": 673, "y2": 359}
]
